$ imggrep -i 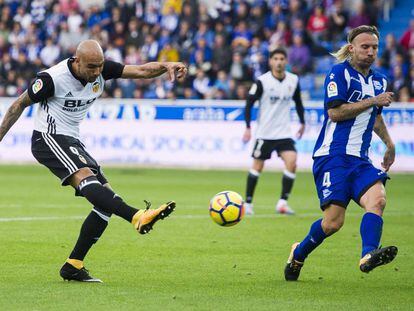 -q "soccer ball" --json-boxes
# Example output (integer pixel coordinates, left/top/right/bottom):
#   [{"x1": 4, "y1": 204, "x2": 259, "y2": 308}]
[{"x1": 209, "y1": 191, "x2": 245, "y2": 226}]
